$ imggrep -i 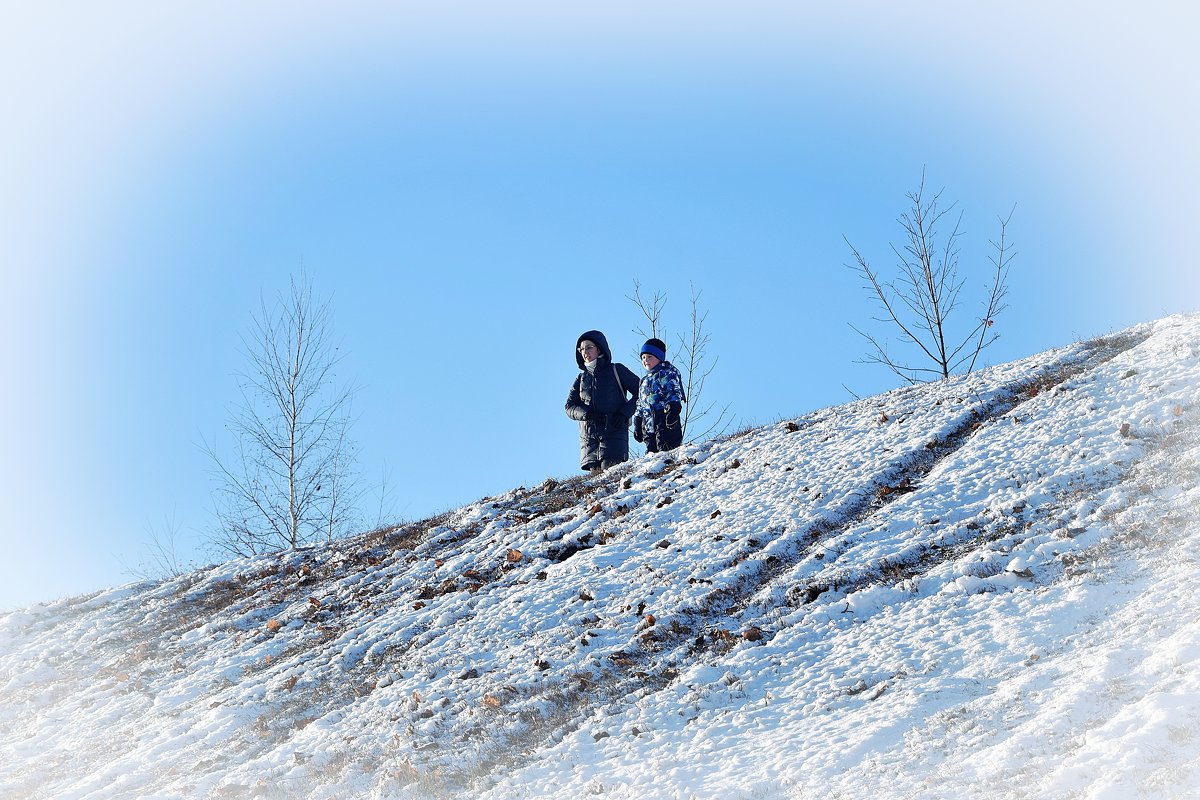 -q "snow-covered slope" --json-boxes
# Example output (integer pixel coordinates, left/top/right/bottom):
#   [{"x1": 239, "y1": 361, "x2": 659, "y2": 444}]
[{"x1": 3, "y1": 315, "x2": 1200, "y2": 800}]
